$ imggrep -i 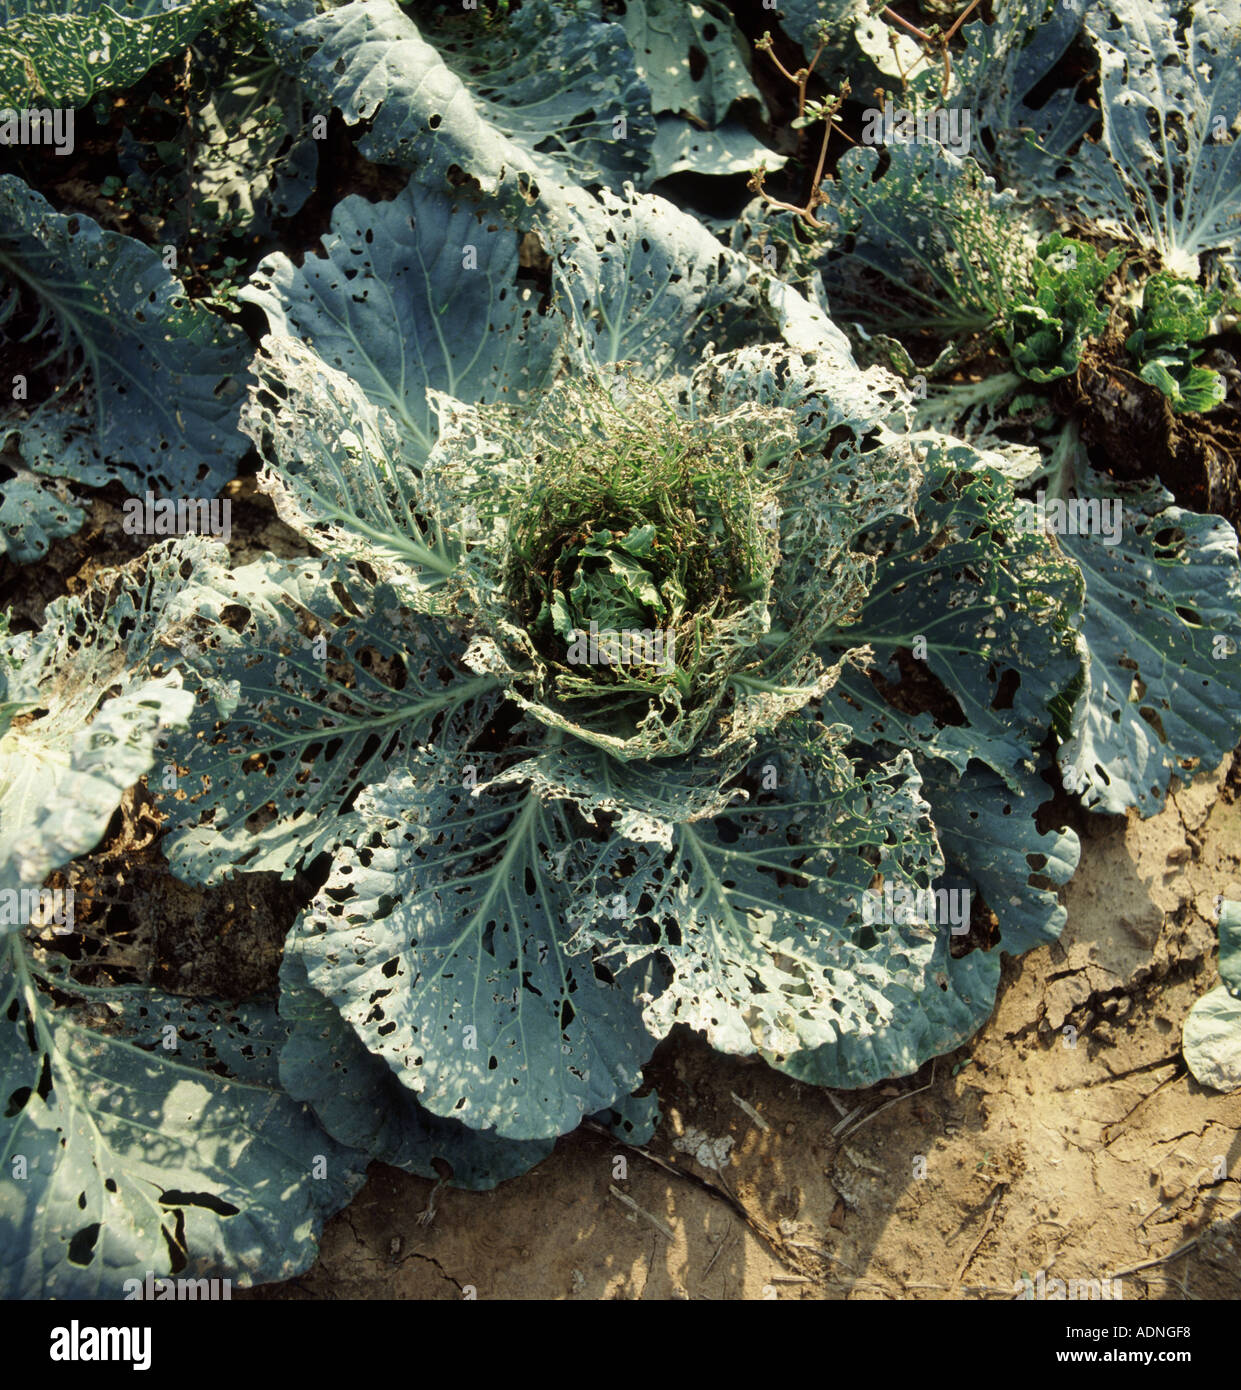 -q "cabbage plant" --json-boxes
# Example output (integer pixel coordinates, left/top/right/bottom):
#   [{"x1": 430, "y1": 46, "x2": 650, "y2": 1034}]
[{"x1": 3, "y1": 0, "x2": 1241, "y2": 1301}]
